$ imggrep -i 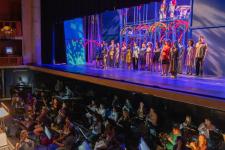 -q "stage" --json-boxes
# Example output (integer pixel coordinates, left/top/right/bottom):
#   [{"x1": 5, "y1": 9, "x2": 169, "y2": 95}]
[{"x1": 29, "y1": 64, "x2": 225, "y2": 111}]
